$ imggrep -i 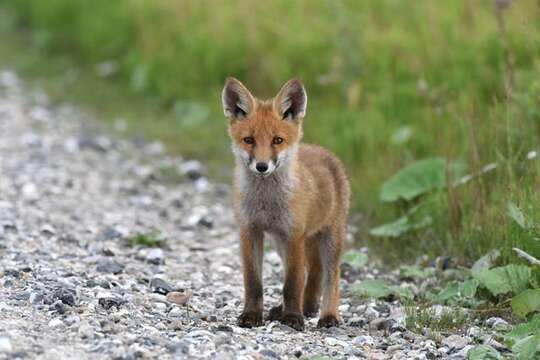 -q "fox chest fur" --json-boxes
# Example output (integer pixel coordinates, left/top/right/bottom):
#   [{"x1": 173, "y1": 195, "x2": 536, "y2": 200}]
[{"x1": 235, "y1": 167, "x2": 295, "y2": 239}]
